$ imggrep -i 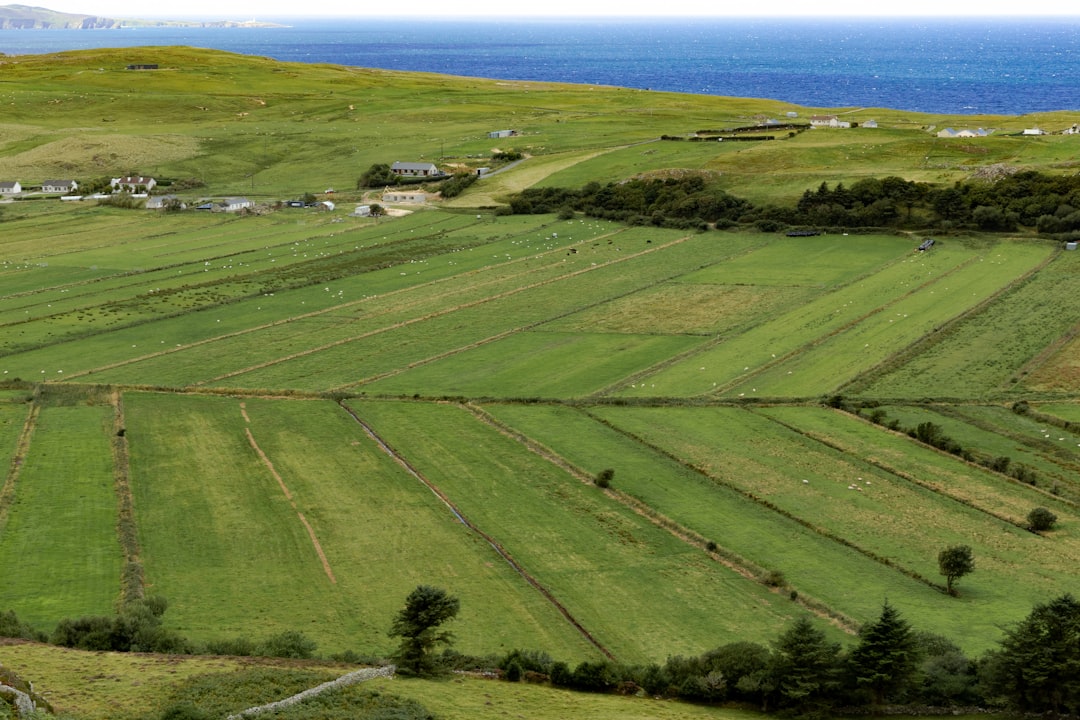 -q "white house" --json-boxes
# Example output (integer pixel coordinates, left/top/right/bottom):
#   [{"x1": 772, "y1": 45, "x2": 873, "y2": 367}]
[
  {"x1": 1023, "y1": 127, "x2": 1047, "y2": 136},
  {"x1": 223, "y1": 197, "x2": 253, "y2": 212},
  {"x1": 111, "y1": 175, "x2": 157, "y2": 193},
  {"x1": 1064, "y1": 124, "x2": 1080, "y2": 135},
  {"x1": 41, "y1": 179, "x2": 78, "y2": 193},
  {"x1": 145, "y1": 194, "x2": 184, "y2": 210},
  {"x1": 809, "y1": 114, "x2": 849, "y2": 128},
  {"x1": 862, "y1": 120, "x2": 879, "y2": 128},
  {"x1": 390, "y1": 161, "x2": 441, "y2": 177},
  {"x1": 0, "y1": 181, "x2": 22, "y2": 194}
]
